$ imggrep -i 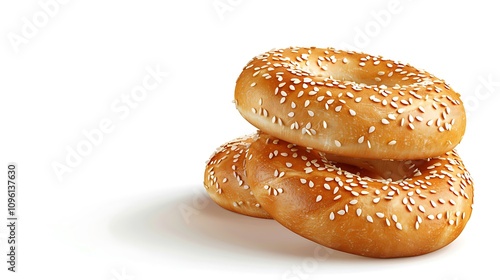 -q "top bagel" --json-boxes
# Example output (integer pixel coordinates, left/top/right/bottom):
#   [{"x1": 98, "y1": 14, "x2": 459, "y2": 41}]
[{"x1": 234, "y1": 47, "x2": 466, "y2": 160}]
